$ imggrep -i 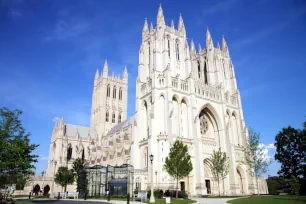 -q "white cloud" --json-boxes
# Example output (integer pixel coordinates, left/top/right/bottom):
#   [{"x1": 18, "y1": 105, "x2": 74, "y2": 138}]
[
  {"x1": 52, "y1": 116, "x2": 59, "y2": 123},
  {"x1": 266, "y1": 143, "x2": 276, "y2": 150},
  {"x1": 38, "y1": 154, "x2": 49, "y2": 161}
]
